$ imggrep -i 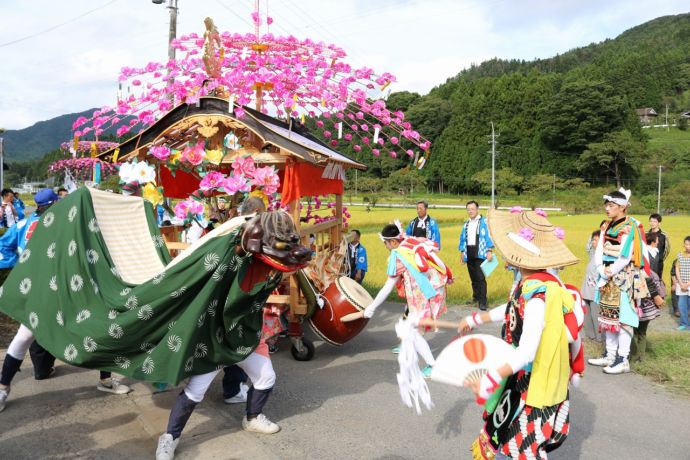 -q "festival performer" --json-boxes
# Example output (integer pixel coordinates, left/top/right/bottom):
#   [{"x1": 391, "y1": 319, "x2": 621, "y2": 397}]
[
  {"x1": 406, "y1": 200, "x2": 441, "y2": 248},
  {"x1": 0, "y1": 189, "x2": 130, "y2": 413},
  {"x1": 587, "y1": 188, "x2": 649, "y2": 374},
  {"x1": 457, "y1": 209, "x2": 581, "y2": 460},
  {"x1": 459, "y1": 200, "x2": 494, "y2": 311},
  {"x1": 156, "y1": 208, "x2": 305, "y2": 460},
  {"x1": 343, "y1": 221, "x2": 452, "y2": 378}
]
